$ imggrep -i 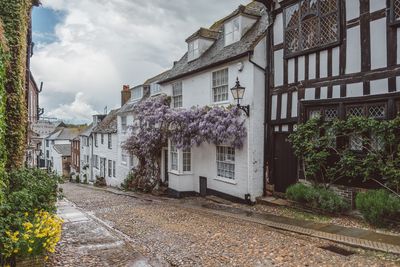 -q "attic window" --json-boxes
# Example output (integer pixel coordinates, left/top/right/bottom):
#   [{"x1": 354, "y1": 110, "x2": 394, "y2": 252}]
[
  {"x1": 132, "y1": 87, "x2": 143, "y2": 100},
  {"x1": 284, "y1": 0, "x2": 340, "y2": 57},
  {"x1": 225, "y1": 17, "x2": 241, "y2": 46},
  {"x1": 188, "y1": 39, "x2": 200, "y2": 61},
  {"x1": 150, "y1": 83, "x2": 161, "y2": 95}
]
